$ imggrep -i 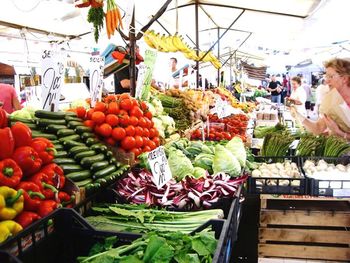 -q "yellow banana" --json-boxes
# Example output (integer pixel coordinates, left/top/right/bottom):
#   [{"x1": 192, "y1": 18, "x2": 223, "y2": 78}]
[
  {"x1": 144, "y1": 30, "x2": 157, "y2": 49},
  {"x1": 164, "y1": 35, "x2": 178, "y2": 52}
]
